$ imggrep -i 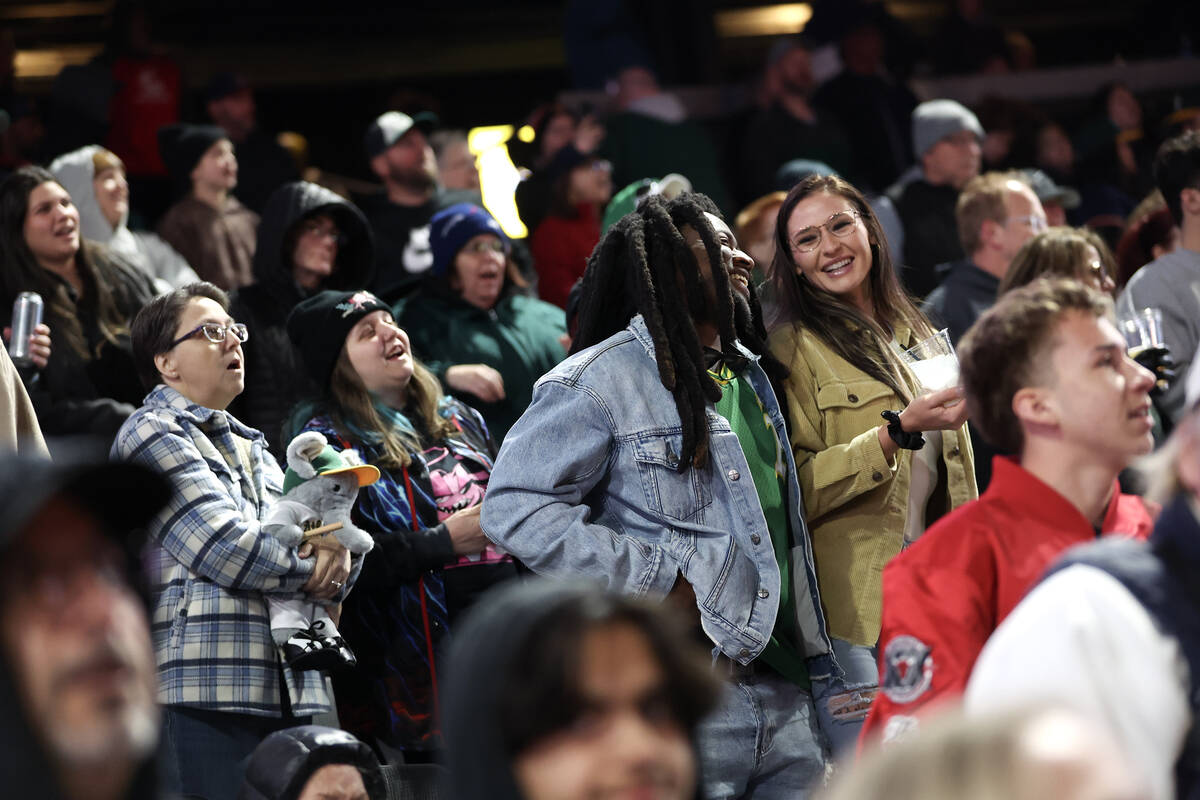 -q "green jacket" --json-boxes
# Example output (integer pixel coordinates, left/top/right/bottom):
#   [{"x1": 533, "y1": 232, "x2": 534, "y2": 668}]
[
  {"x1": 769, "y1": 321, "x2": 977, "y2": 646},
  {"x1": 395, "y1": 290, "x2": 567, "y2": 443}
]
